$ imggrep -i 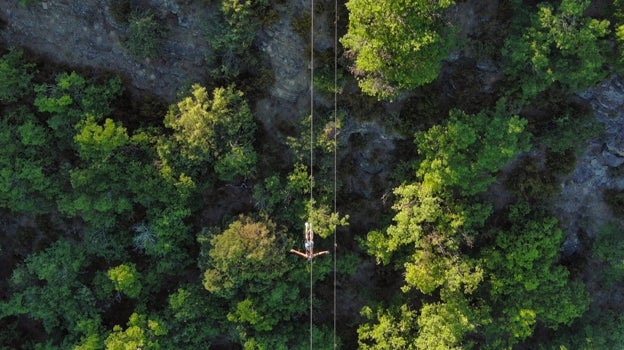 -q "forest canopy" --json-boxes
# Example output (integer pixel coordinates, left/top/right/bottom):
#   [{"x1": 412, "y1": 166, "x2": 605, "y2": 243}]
[{"x1": 1, "y1": 0, "x2": 624, "y2": 348}]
